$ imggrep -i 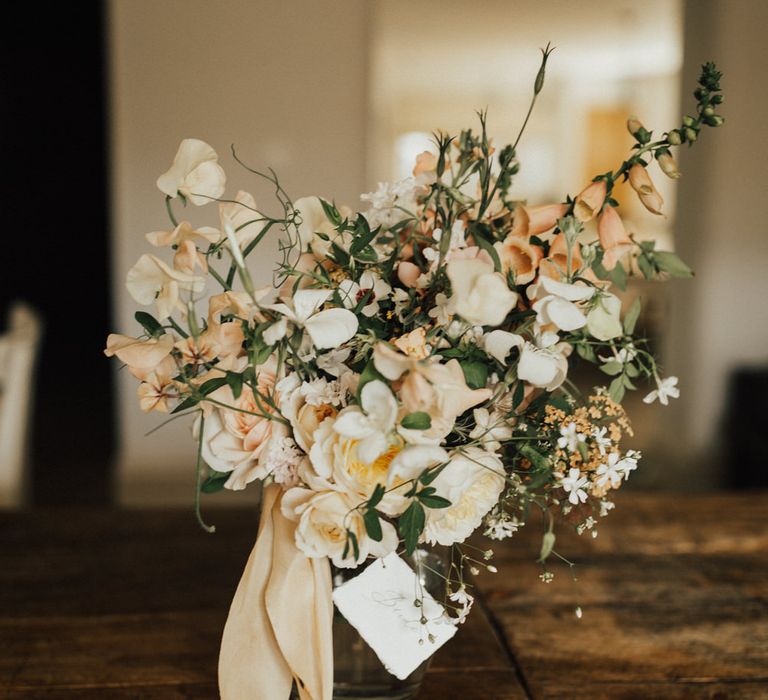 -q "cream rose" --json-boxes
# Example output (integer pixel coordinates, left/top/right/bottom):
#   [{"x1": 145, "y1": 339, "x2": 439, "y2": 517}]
[
  {"x1": 197, "y1": 359, "x2": 277, "y2": 490},
  {"x1": 281, "y1": 488, "x2": 398, "y2": 568},
  {"x1": 423, "y1": 448, "x2": 506, "y2": 546}
]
